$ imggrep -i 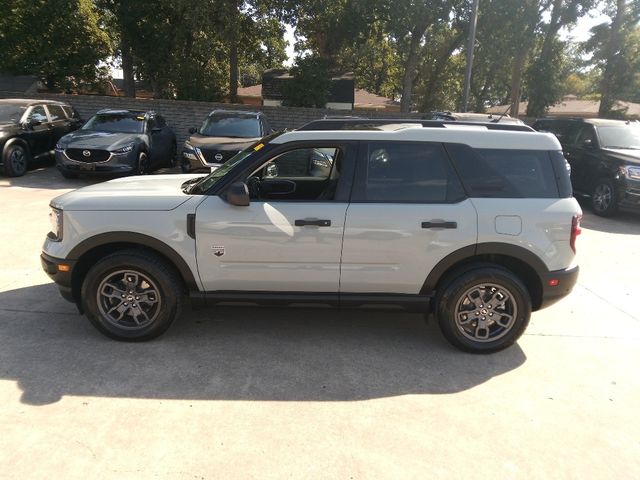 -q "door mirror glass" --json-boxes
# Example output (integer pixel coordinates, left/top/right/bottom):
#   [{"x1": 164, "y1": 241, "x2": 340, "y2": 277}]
[{"x1": 226, "y1": 182, "x2": 250, "y2": 206}]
